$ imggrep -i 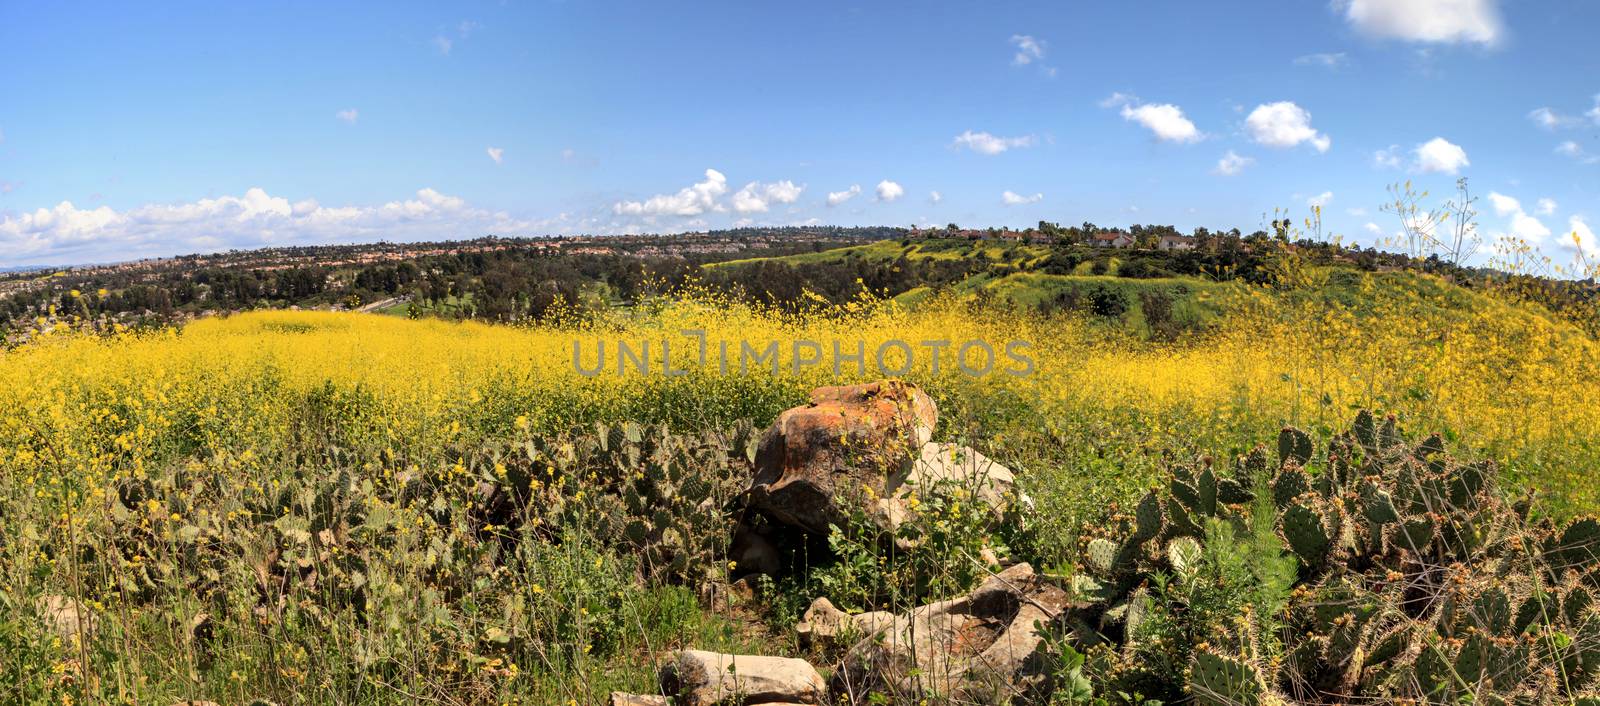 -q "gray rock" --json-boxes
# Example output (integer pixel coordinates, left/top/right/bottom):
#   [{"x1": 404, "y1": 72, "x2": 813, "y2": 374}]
[
  {"x1": 609, "y1": 693, "x2": 669, "y2": 706},
  {"x1": 795, "y1": 597, "x2": 898, "y2": 649},
  {"x1": 830, "y1": 563, "x2": 1077, "y2": 702},
  {"x1": 37, "y1": 594, "x2": 96, "y2": 643},
  {"x1": 661, "y1": 649, "x2": 827, "y2": 706}
]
